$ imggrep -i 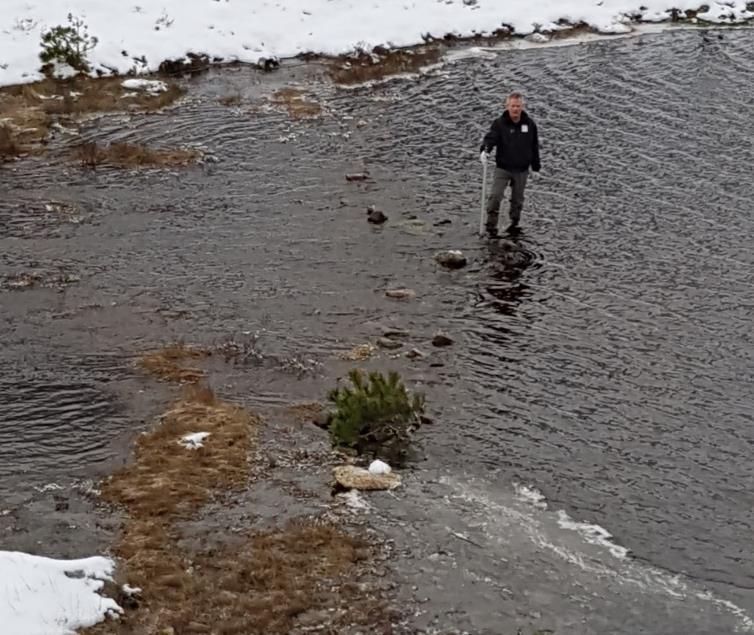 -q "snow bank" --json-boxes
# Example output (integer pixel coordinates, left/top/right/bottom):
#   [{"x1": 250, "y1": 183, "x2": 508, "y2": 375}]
[
  {"x1": 0, "y1": 551, "x2": 120, "y2": 635},
  {"x1": 1, "y1": 0, "x2": 752, "y2": 86}
]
